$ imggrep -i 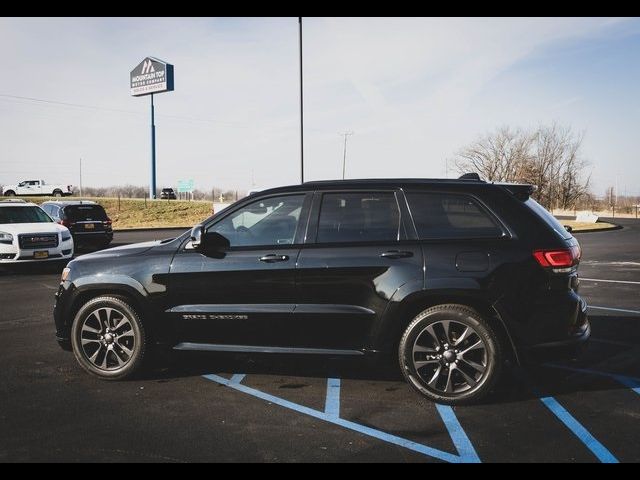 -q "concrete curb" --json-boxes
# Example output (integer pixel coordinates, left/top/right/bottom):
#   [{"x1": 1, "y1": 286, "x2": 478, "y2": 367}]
[{"x1": 572, "y1": 223, "x2": 623, "y2": 234}]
